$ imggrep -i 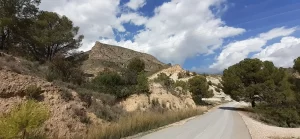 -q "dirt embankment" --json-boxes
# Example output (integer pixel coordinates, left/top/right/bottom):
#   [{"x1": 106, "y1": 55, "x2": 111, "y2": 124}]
[{"x1": 0, "y1": 69, "x2": 99, "y2": 139}]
